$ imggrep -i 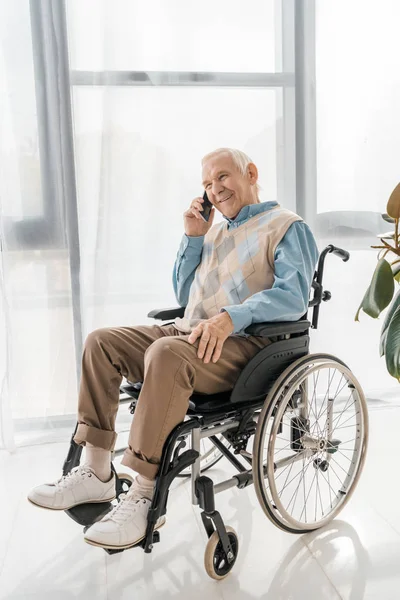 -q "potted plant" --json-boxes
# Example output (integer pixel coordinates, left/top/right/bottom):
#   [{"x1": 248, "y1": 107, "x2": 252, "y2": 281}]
[{"x1": 355, "y1": 183, "x2": 400, "y2": 380}]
